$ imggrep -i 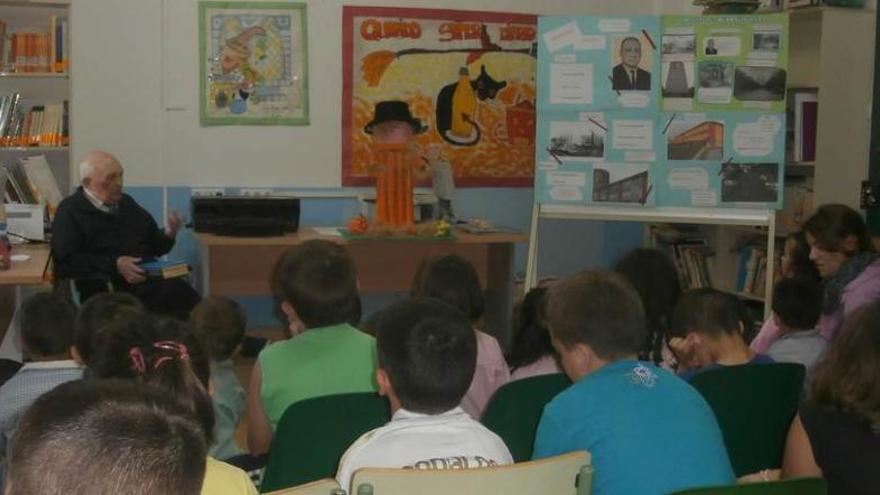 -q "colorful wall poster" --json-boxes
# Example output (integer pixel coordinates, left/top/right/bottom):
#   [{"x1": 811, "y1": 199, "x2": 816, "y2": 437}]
[
  {"x1": 661, "y1": 14, "x2": 789, "y2": 112},
  {"x1": 536, "y1": 14, "x2": 787, "y2": 210},
  {"x1": 538, "y1": 16, "x2": 661, "y2": 112},
  {"x1": 199, "y1": 2, "x2": 309, "y2": 126},
  {"x1": 342, "y1": 7, "x2": 538, "y2": 187}
]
